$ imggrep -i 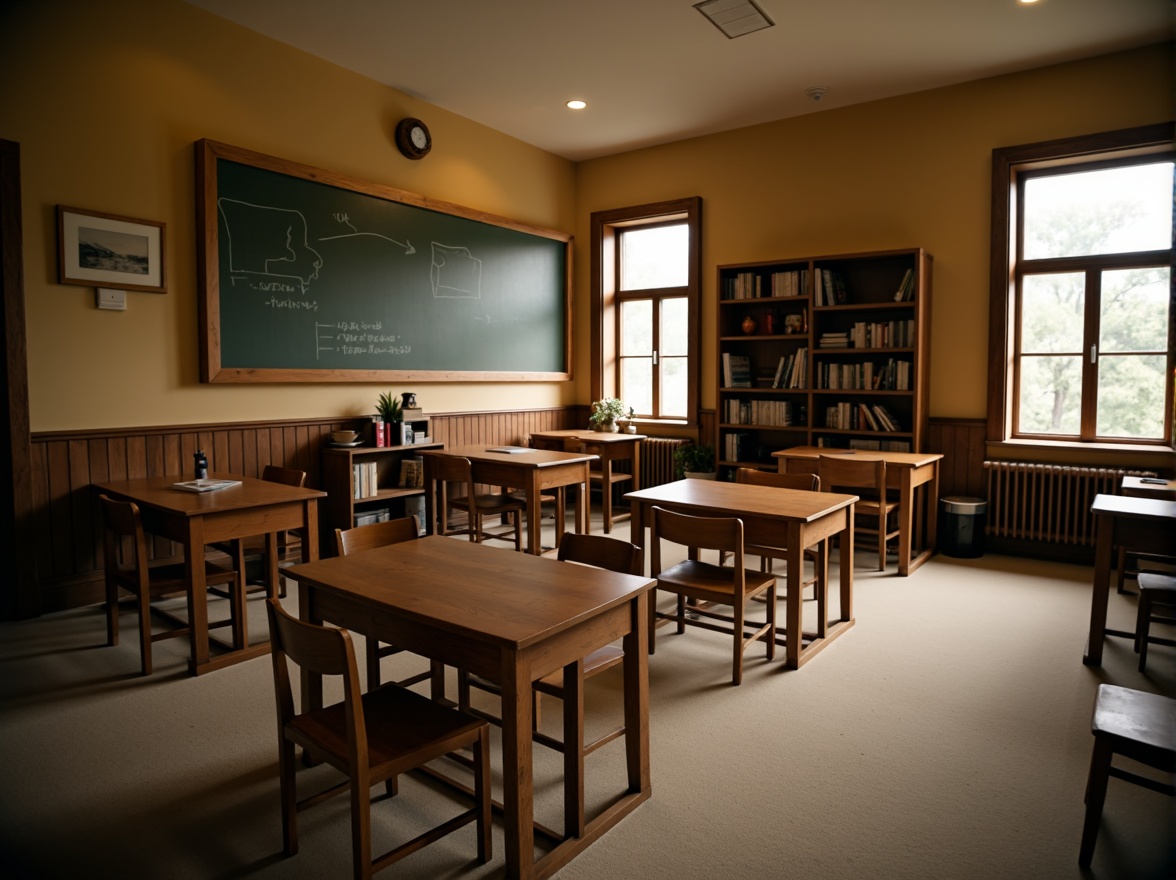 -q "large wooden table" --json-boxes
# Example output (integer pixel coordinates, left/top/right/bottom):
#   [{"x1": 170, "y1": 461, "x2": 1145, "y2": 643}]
[
  {"x1": 772, "y1": 446, "x2": 943, "y2": 575},
  {"x1": 529, "y1": 429, "x2": 646, "y2": 534},
  {"x1": 625, "y1": 478, "x2": 857, "y2": 669},
  {"x1": 284, "y1": 535, "x2": 655, "y2": 880},
  {"x1": 1085, "y1": 493, "x2": 1176, "y2": 667},
  {"x1": 92, "y1": 473, "x2": 324, "y2": 675},
  {"x1": 421, "y1": 445, "x2": 598, "y2": 555}
]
